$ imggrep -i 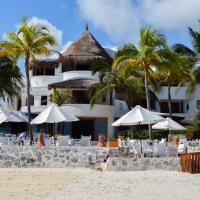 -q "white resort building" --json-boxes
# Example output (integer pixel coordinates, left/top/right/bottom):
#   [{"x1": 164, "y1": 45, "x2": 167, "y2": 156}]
[
  {"x1": 20, "y1": 26, "x2": 123, "y2": 140},
  {"x1": 2, "y1": 26, "x2": 200, "y2": 139}
]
